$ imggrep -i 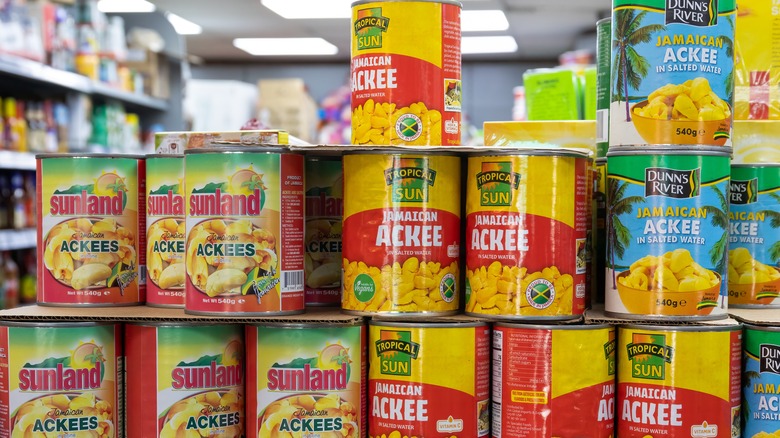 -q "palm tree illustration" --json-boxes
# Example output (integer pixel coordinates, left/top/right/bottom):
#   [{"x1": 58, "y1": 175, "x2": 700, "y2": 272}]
[
  {"x1": 702, "y1": 186, "x2": 729, "y2": 274},
  {"x1": 764, "y1": 192, "x2": 780, "y2": 265},
  {"x1": 742, "y1": 365, "x2": 760, "y2": 424},
  {"x1": 722, "y1": 16, "x2": 735, "y2": 104},
  {"x1": 612, "y1": 9, "x2": 664, "y2": 122},
  {"x1": 606, "y1": 177, "x2": 644, "y2": 288}
]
